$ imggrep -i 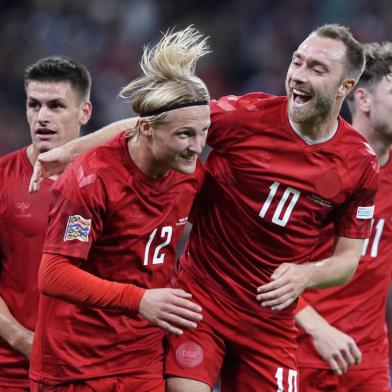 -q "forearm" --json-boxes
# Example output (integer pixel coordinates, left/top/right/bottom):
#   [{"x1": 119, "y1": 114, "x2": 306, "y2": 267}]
[
  {"x1": 39, "y1": 253, "x2": 145, "y2": 312},
  {"x1": 0, "y1": 297, "x2": 33, "y2": 350},
  {"x1": 304, "y1": 237, "x2": 363, "y2": 289},
  {"x1": 295, "y1": 303, "x2": 330, "y2": 335},
  {"x1": 67, "y1": 118, "x2": 137, "y2": 159}
]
